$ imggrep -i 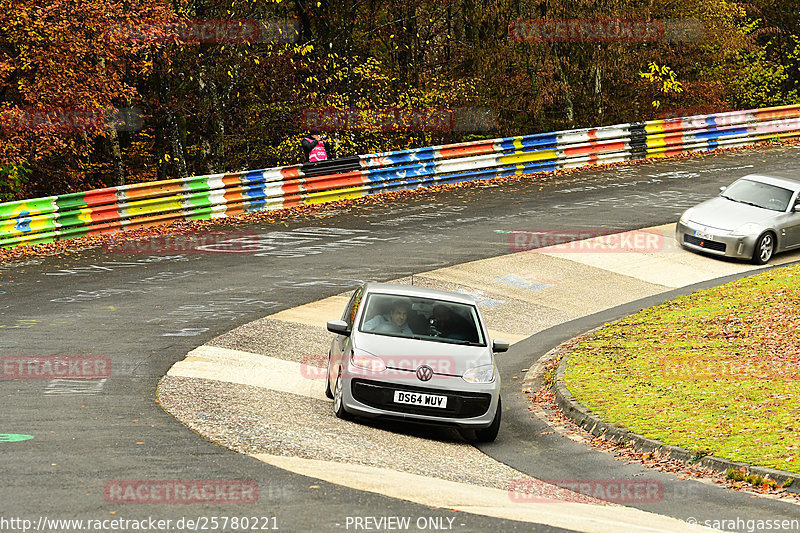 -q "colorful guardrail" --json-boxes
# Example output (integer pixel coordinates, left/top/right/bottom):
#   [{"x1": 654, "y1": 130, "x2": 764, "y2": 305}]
[{"x1": 2, "y1": 104, "x2": 800, "y2": 249}]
